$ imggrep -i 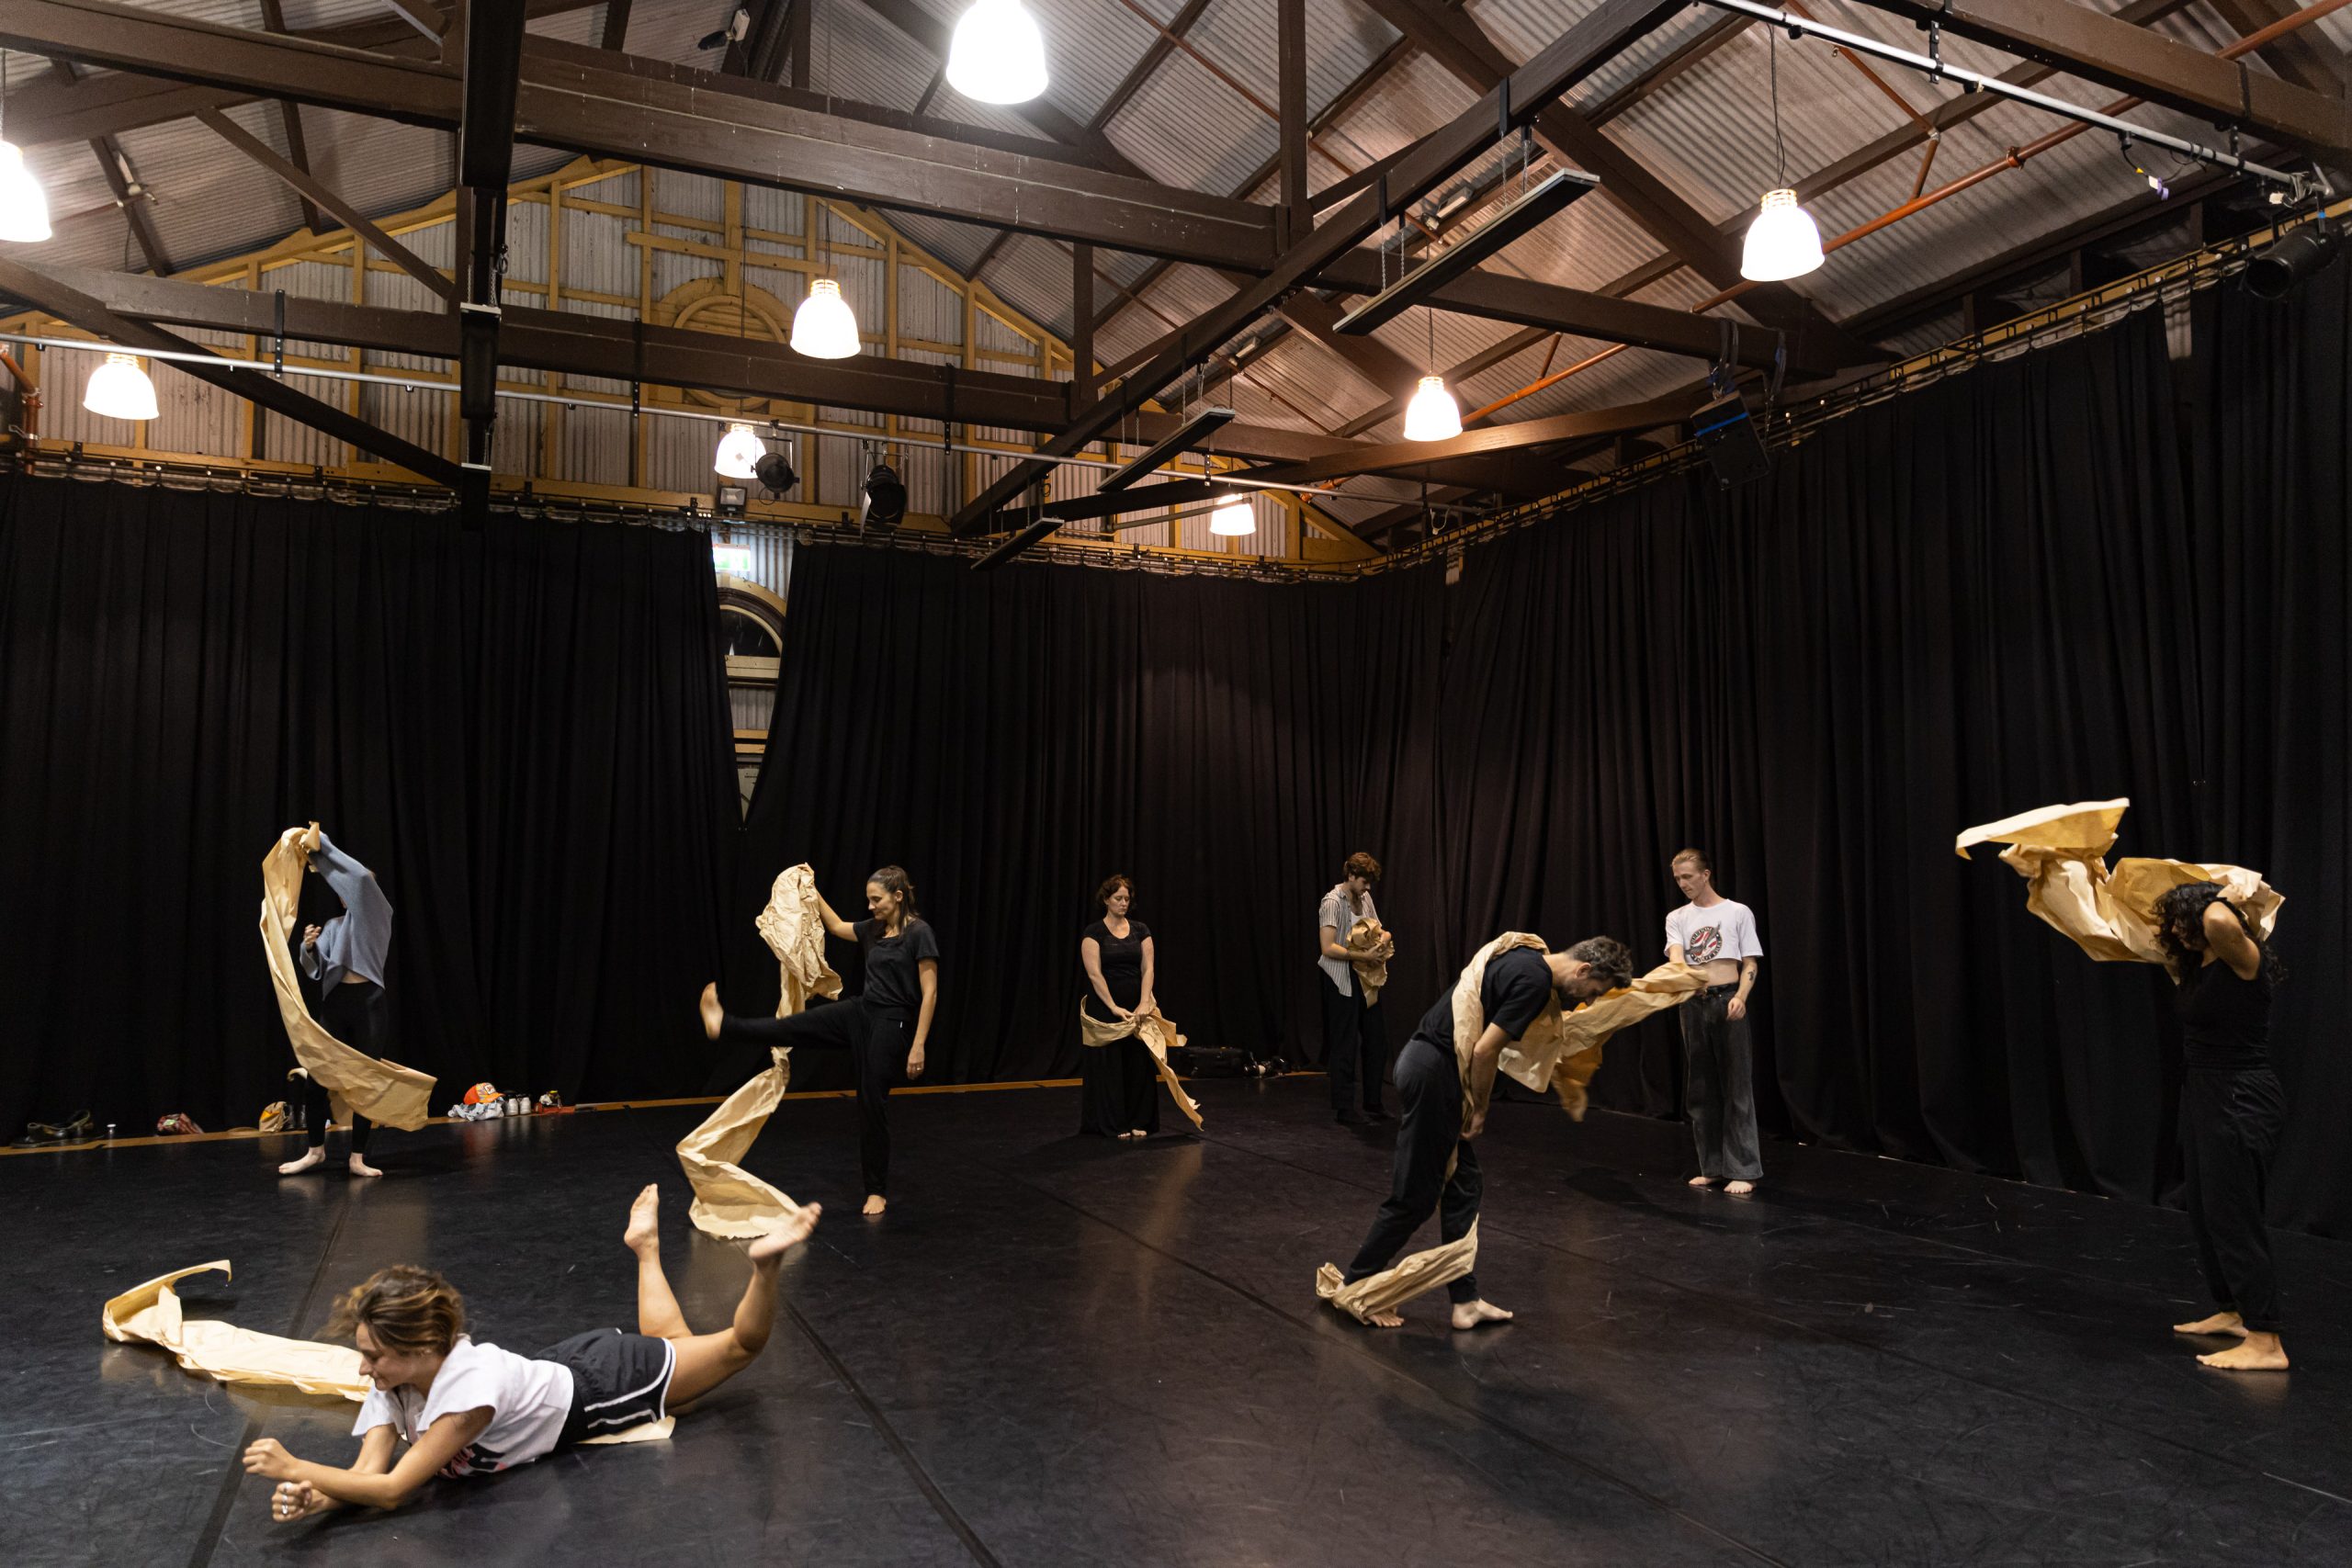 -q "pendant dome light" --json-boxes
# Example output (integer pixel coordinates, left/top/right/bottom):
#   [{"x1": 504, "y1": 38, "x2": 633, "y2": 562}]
[
  {"x1": 1741, "y1": 30, "x2": 1823, "y2": 283},
  {"x1": 713, "y1": 422, "x2": 764, "y2": 479},
  {"x1": 0, "y1": 52, "x2": 53, "y2": 243},
  {"x1": 1209, "y1": 494, "x2": 1255, "y2": 536},
  {"x1": 1403, "y1": 375, "x2": 1462, "y2": 442},
  {"x1": 84, "y1": 352, "x2": 159, "y2": 421},
  {"x1": 791, "y1": 276, "x2": 861, "y2": 359},
  {"x1": 946, "y1": 0, "x2": 1049, "y2": 107}
]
